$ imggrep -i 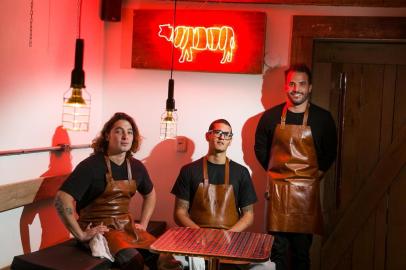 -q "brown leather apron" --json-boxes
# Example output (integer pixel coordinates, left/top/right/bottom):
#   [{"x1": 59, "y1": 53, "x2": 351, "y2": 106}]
[
  {"x1": 266, "y1": 104, "x2": 323, "y2": 235},
  {"x1": 78, "y1": 156, "x2": 155, "y2": 255},
  {"x1": 189, "y1": 157, "x2": 239, "y2": 230}
]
